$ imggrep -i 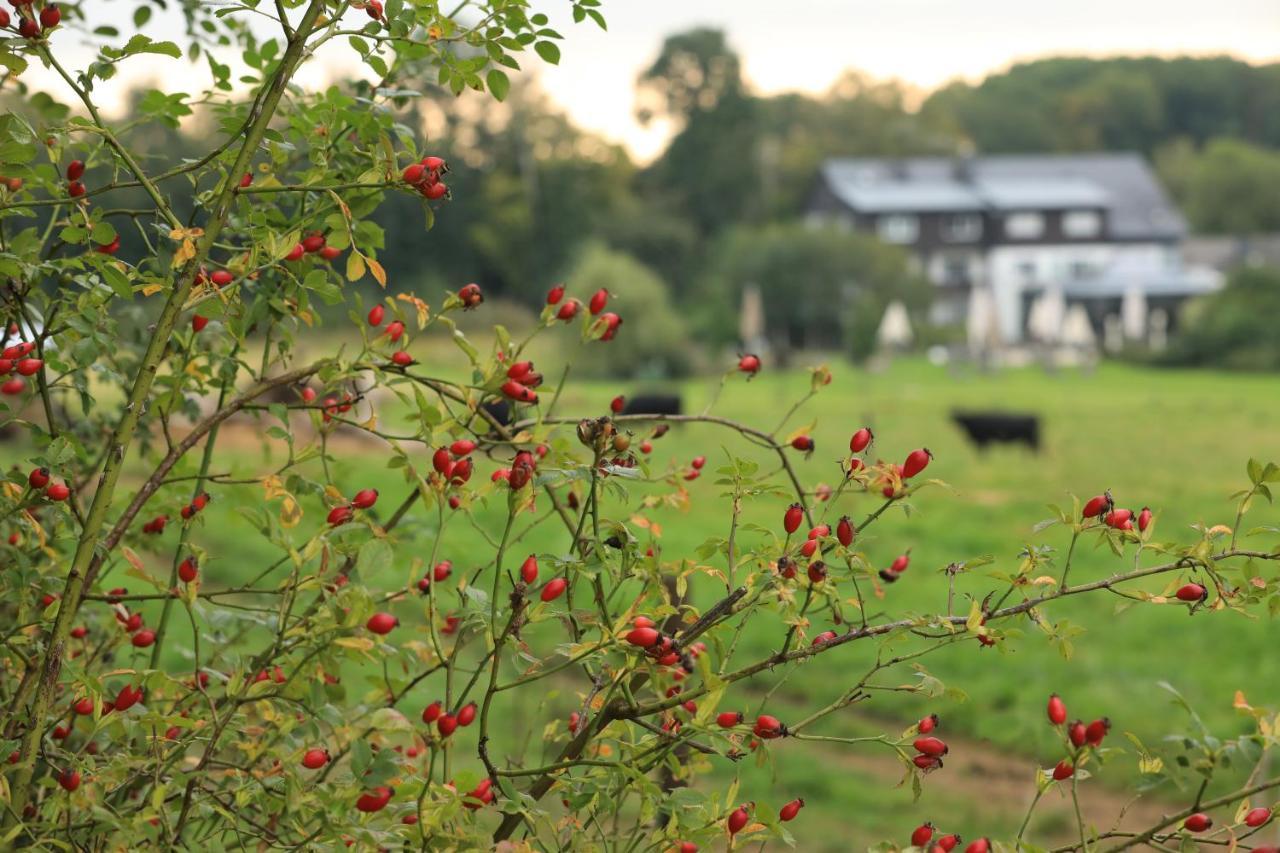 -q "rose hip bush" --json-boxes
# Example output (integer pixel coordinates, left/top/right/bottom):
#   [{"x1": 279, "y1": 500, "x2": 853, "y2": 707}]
[{"x1": 3, "y1": 1, "x2": 1280, "y2": 850}]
